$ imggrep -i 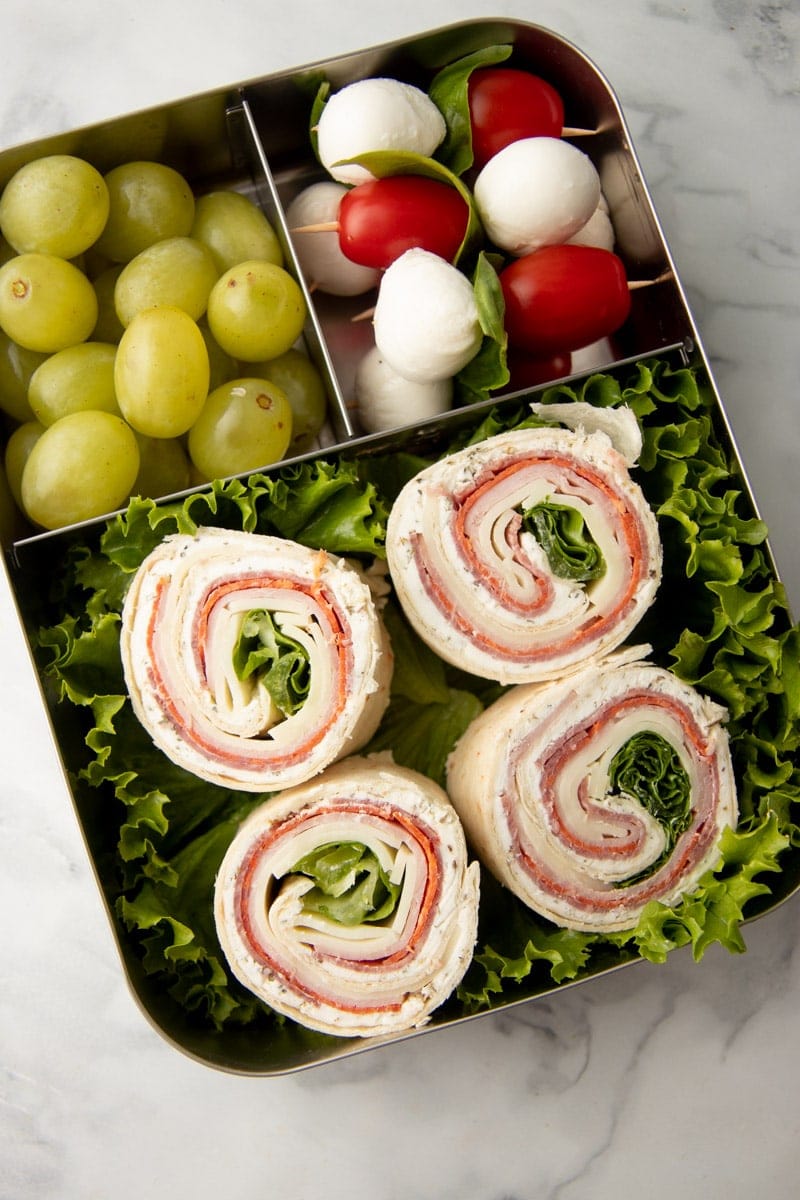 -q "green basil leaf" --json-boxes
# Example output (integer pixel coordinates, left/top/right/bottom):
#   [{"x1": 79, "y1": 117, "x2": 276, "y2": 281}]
[
  {"x1": 454, "y1": 251, "x2": 509, "y2": 404},
  {"x1": 427, "y1": 43, "x2": 513, "y2": 175},
  {"x1": 308, "y1": 79, "x2": 330, "y2": 162}
]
